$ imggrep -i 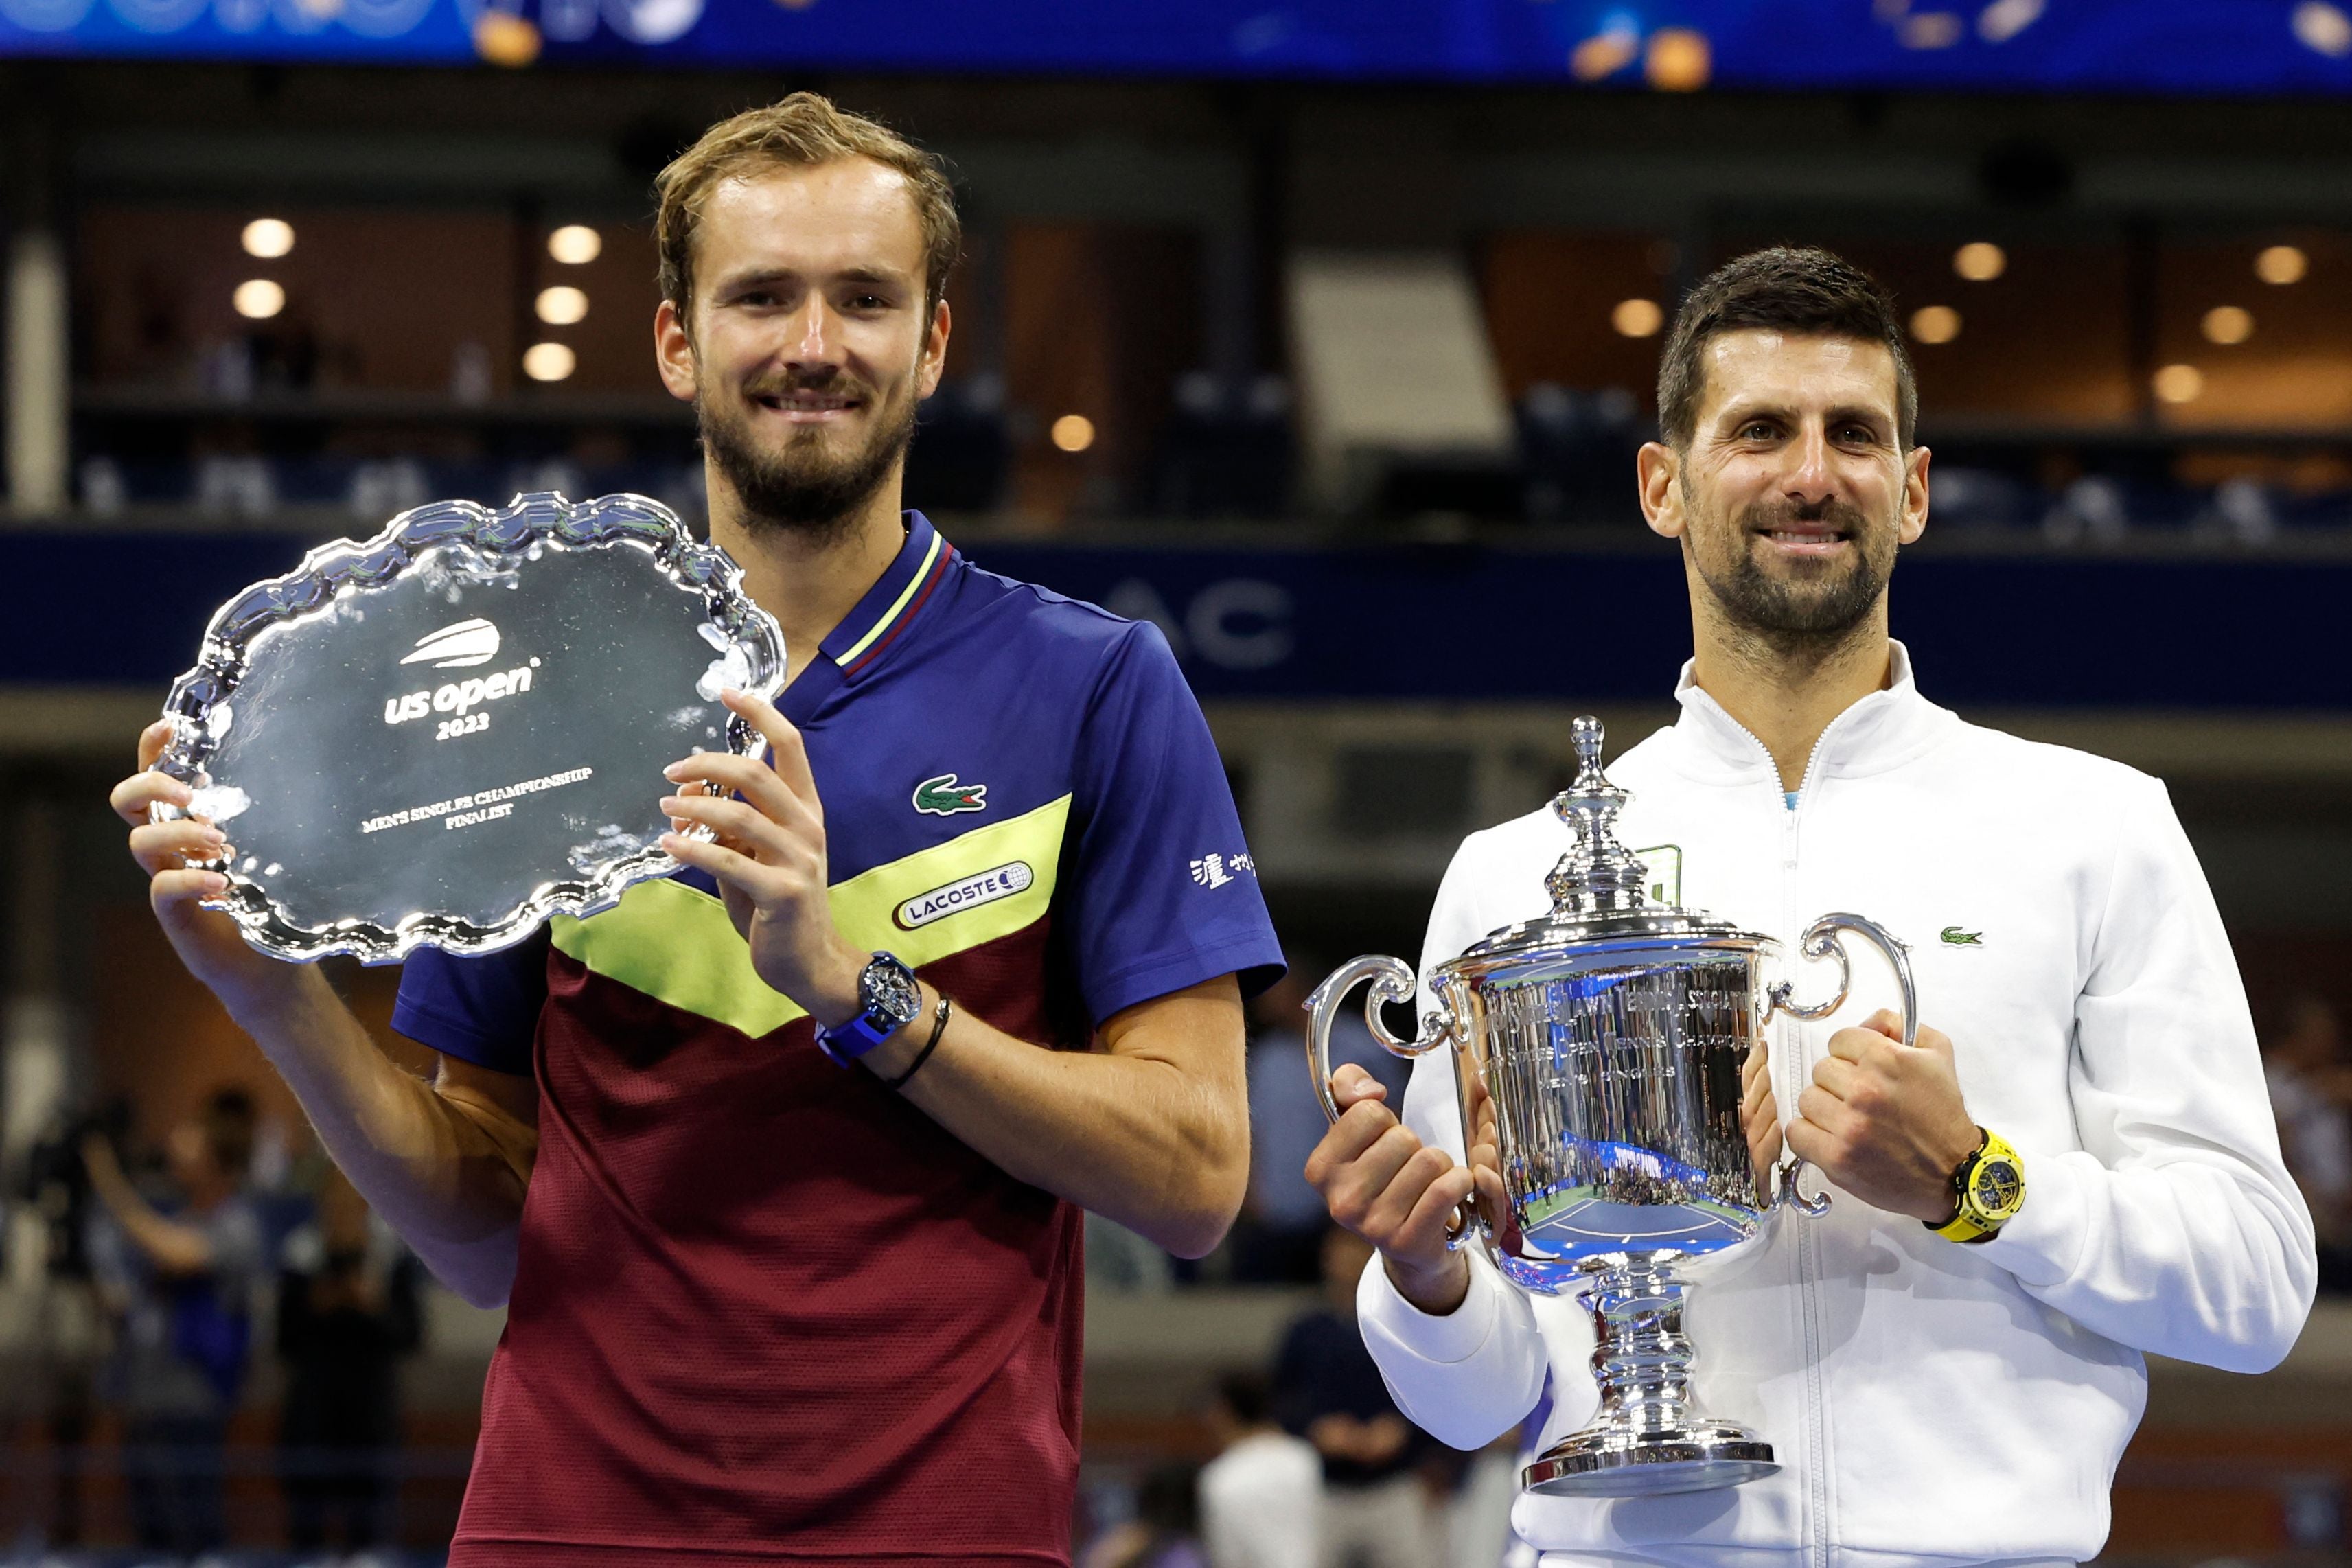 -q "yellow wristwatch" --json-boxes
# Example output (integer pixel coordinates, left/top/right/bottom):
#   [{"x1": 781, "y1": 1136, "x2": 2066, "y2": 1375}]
[{"x1": 1930, "y1": 1127, "x2": 2026, "y2": 1244}]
